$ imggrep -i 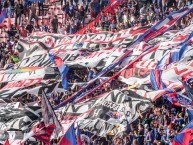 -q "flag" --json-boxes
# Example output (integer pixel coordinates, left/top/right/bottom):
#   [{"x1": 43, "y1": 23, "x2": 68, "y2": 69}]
[
  {"x1": 75, "y1": 124, "x2": 82, "y2": 145},
  {"x1": 187, "y1": 108, "x2": 193, "y2": 122},
  {"x1": 0, "y1": 9, "x2": 6, "y2": 24},
  {"x1": 55, "y1": 6, "x2": 193, "y2": 109},
  {"x1": 41, "y1": 90, "x2": 62, "y2": 136},
  {"x1": 173, "y1": 121, "x2": 193, "y2": 145},
  {"x1": 58, "y1": 123, "x2": 77, "y2": 145},
  {"x1": 3, "y1": 139, "x2": 10, "y2": 145},
  {"x1": 33, "y1": 123, "x2": 55, "y2": 144},
  {"x1": 49, "y1": 52, "x2": 69, "y2": 90}
]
